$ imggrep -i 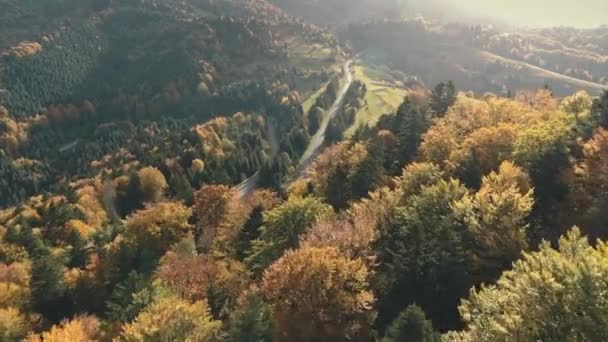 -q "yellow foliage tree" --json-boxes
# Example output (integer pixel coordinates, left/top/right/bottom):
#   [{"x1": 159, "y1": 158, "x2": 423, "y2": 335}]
[
  {"x1": 27, "y1": 315, "x2": 100, "y2": 342},
  {"x1": 118, "y1": 296, "x2": 222, "y2": 342},
  {"x1": 137, "y1": 167, "x2": 168, "y2": 203},
  {"x1": 0, "y1": 307, "x2": 29, "y2": 340},
  {"x1": 0, "y1": 262, "x2": 30, "y2": 309},
  {"x1": 454, "y1": 161, "x2": 534, "y2": 278},
  {"x1": 449, "y1": 228, "x2": 608, "y2": 341},
  {"x1": 123, "y1": 202, "x2": 193, "y2": 253}
]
